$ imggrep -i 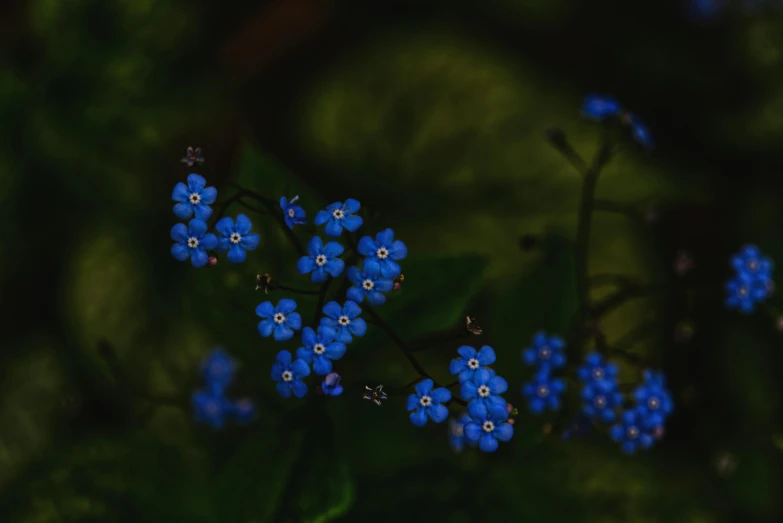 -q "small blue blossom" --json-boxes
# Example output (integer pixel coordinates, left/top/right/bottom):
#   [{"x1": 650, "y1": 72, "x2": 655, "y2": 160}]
[
  {"x1": 581, "y1": 381, "x2": 623, "y2": 423},
  {"x1": 725, "y1": 274, "x2": 770, "y2": 314},
  {"x1": 320, "y1": 300, "x2": 367, "y2": 343},
  {"x1": 170, "y1": 219, "x2": 219, "y2": 268},
  {"x1": 192, "y1": 389, "x2": 232, "y2": 429},
  {"x1": 214, "y1": 214, "x2": 260, "y2": 263},
  {"x1": 256, "y1": 299, "x2": 303, "y2": 342},
  {"x1": 280, "y1": 195, "x2": 306, "y2": 229},
  {"x1": 297, "y1": 236, "x2": 345, "y2": 283},
  {"x1": 346, "y1": 260, "x2": 394, "y2": 306},
  {"x1": 633, "y1": 370, "x2": 674, "y2": 429},
  {"x1": 448, "y1": 412, "x2": 475, "y2": 452},
  {"x1": 295, "y1": 326, "x2": 346, "y2": 376},
  {"x1": 229, "y1": 398, "x2": 256, "y2": 425},
  {"x1": 463, "y1": 406, "x2": 514, "y2": 452},
  {"x1": 172, "y1": 174, "x2": 217, "y2": 220},
  {"x1": 201, "y1": 349, "x2": 235, "y2": 392},
  {"x1": 577, "y1": 352, "x2": 619, "y2": 386},
  {"x1": 460, "y1": 368, "x2": 508, "y2": 413},
  {"x1": 321, "y1": 372, "x2": 343, "y2": 397},
  {"x1": 610, "y1": 408, "x2": 655, "y2": 454},
  {"x1": 625, "y1": 113, "x2": 654, "y2": 149},
  {"x1": 582, "y1": 95, "x2": 622, "y2": 121},
  {"x1": 522, "y1": 370, "x2": 566, "y2": 414},
  {"x1": 271, "y1": 350, "x2": 310, "y2": 398},
  {"x1": 314, "y1": 199, "x2": 363, "y2": 237},
  {"x1": 522, "y1": 331, "x2": 566, "y2": 370},
  {"x1": 406, "y1": 379, "x2": 451, "y2": 427},
  {"x1": 357, "y1": 228, "x2": 408, "y2": 278},
  {"x1": 449, "y1": 345, "x2": 496, "y2": 384},
  {"x1": 731, "y1": 244, "x2": 773, "y2": 280}
]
